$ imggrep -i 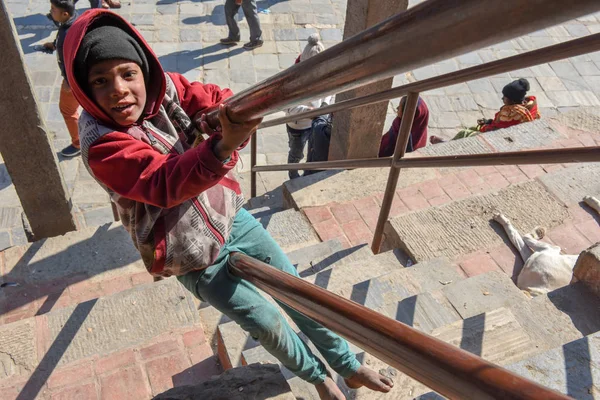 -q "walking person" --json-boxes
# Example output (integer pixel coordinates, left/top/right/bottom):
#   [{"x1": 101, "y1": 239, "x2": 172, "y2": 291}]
[{"x1": 220, "y1": 0, "x2": 263, "y2": 50}]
